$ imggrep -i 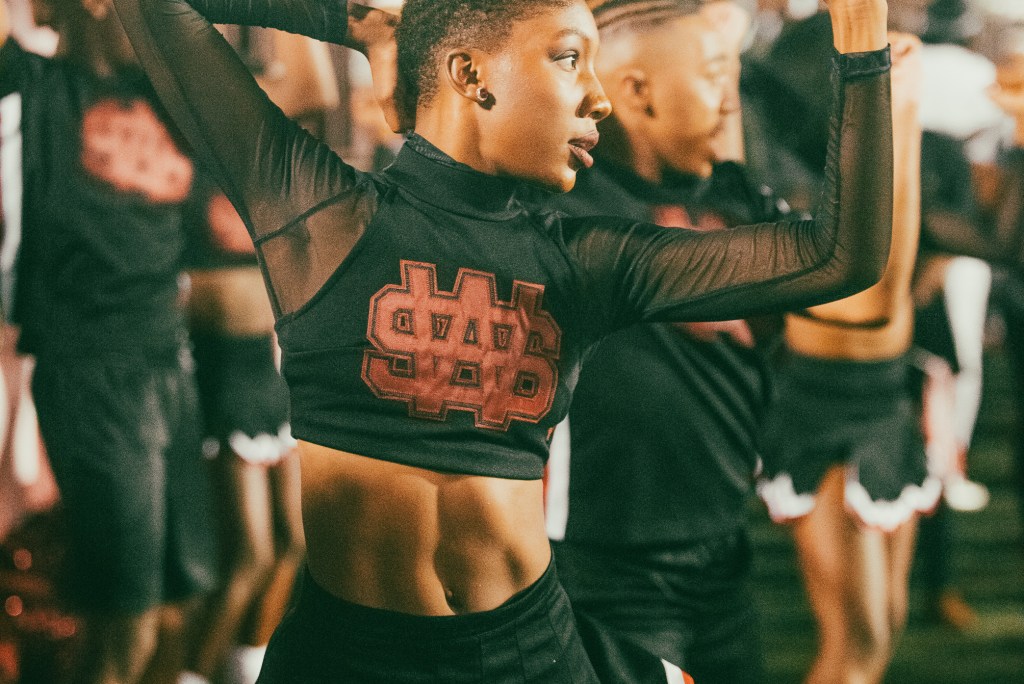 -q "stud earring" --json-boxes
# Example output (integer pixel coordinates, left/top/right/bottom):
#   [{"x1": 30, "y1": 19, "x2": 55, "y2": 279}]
[{"x1": 476, "y1": 86, "x2": 490, "y2": 103}]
